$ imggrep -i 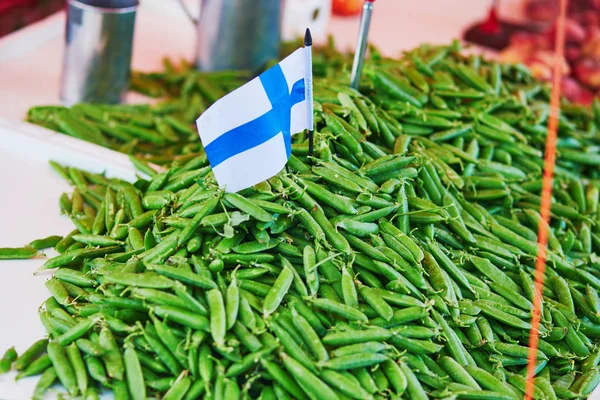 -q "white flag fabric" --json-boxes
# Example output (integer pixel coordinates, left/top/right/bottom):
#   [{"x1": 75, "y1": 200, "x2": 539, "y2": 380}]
[{"x1": 196, "y1": 47, "x2": 311, "y2": 193}]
